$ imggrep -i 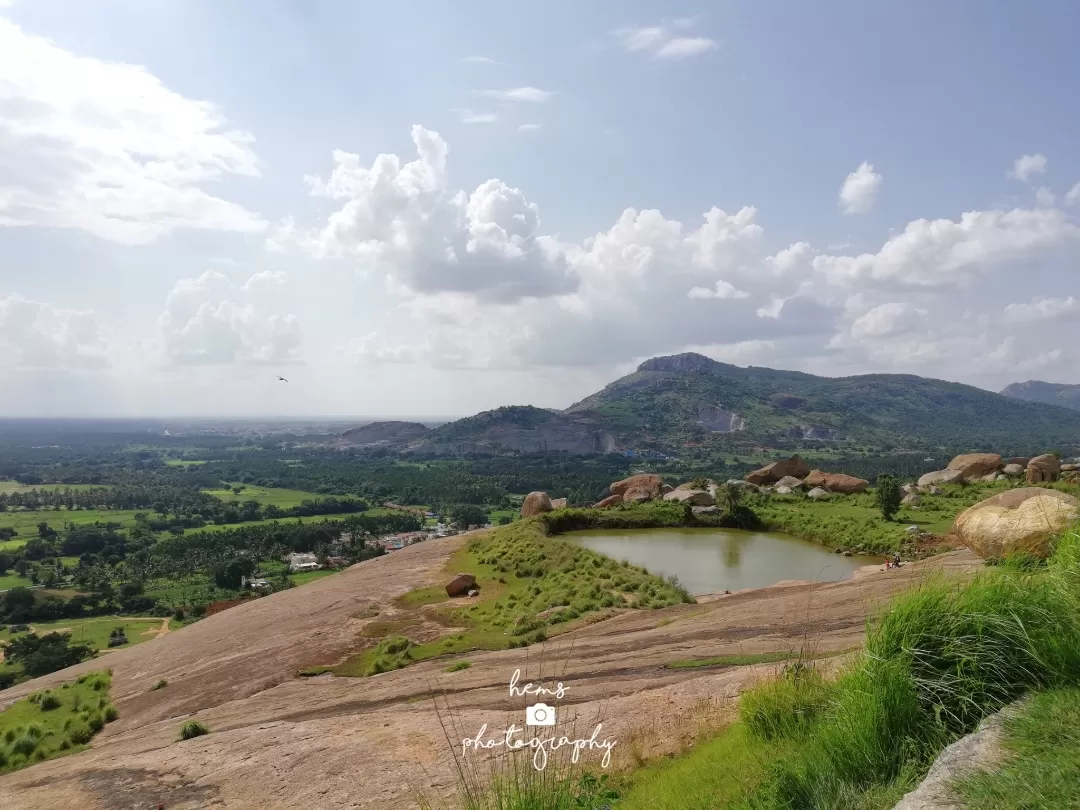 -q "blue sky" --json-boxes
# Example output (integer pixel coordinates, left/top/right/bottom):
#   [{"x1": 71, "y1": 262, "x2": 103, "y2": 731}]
[{"x1": 2, "y1": 0, "x2": 1079, "y2": 417}]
